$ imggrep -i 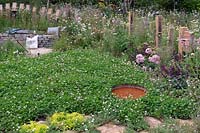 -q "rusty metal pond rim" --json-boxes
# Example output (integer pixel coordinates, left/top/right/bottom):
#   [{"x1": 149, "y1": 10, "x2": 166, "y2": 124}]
[{"x1": 111, "y1": 84, "x2": 147, "y2": 99}]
